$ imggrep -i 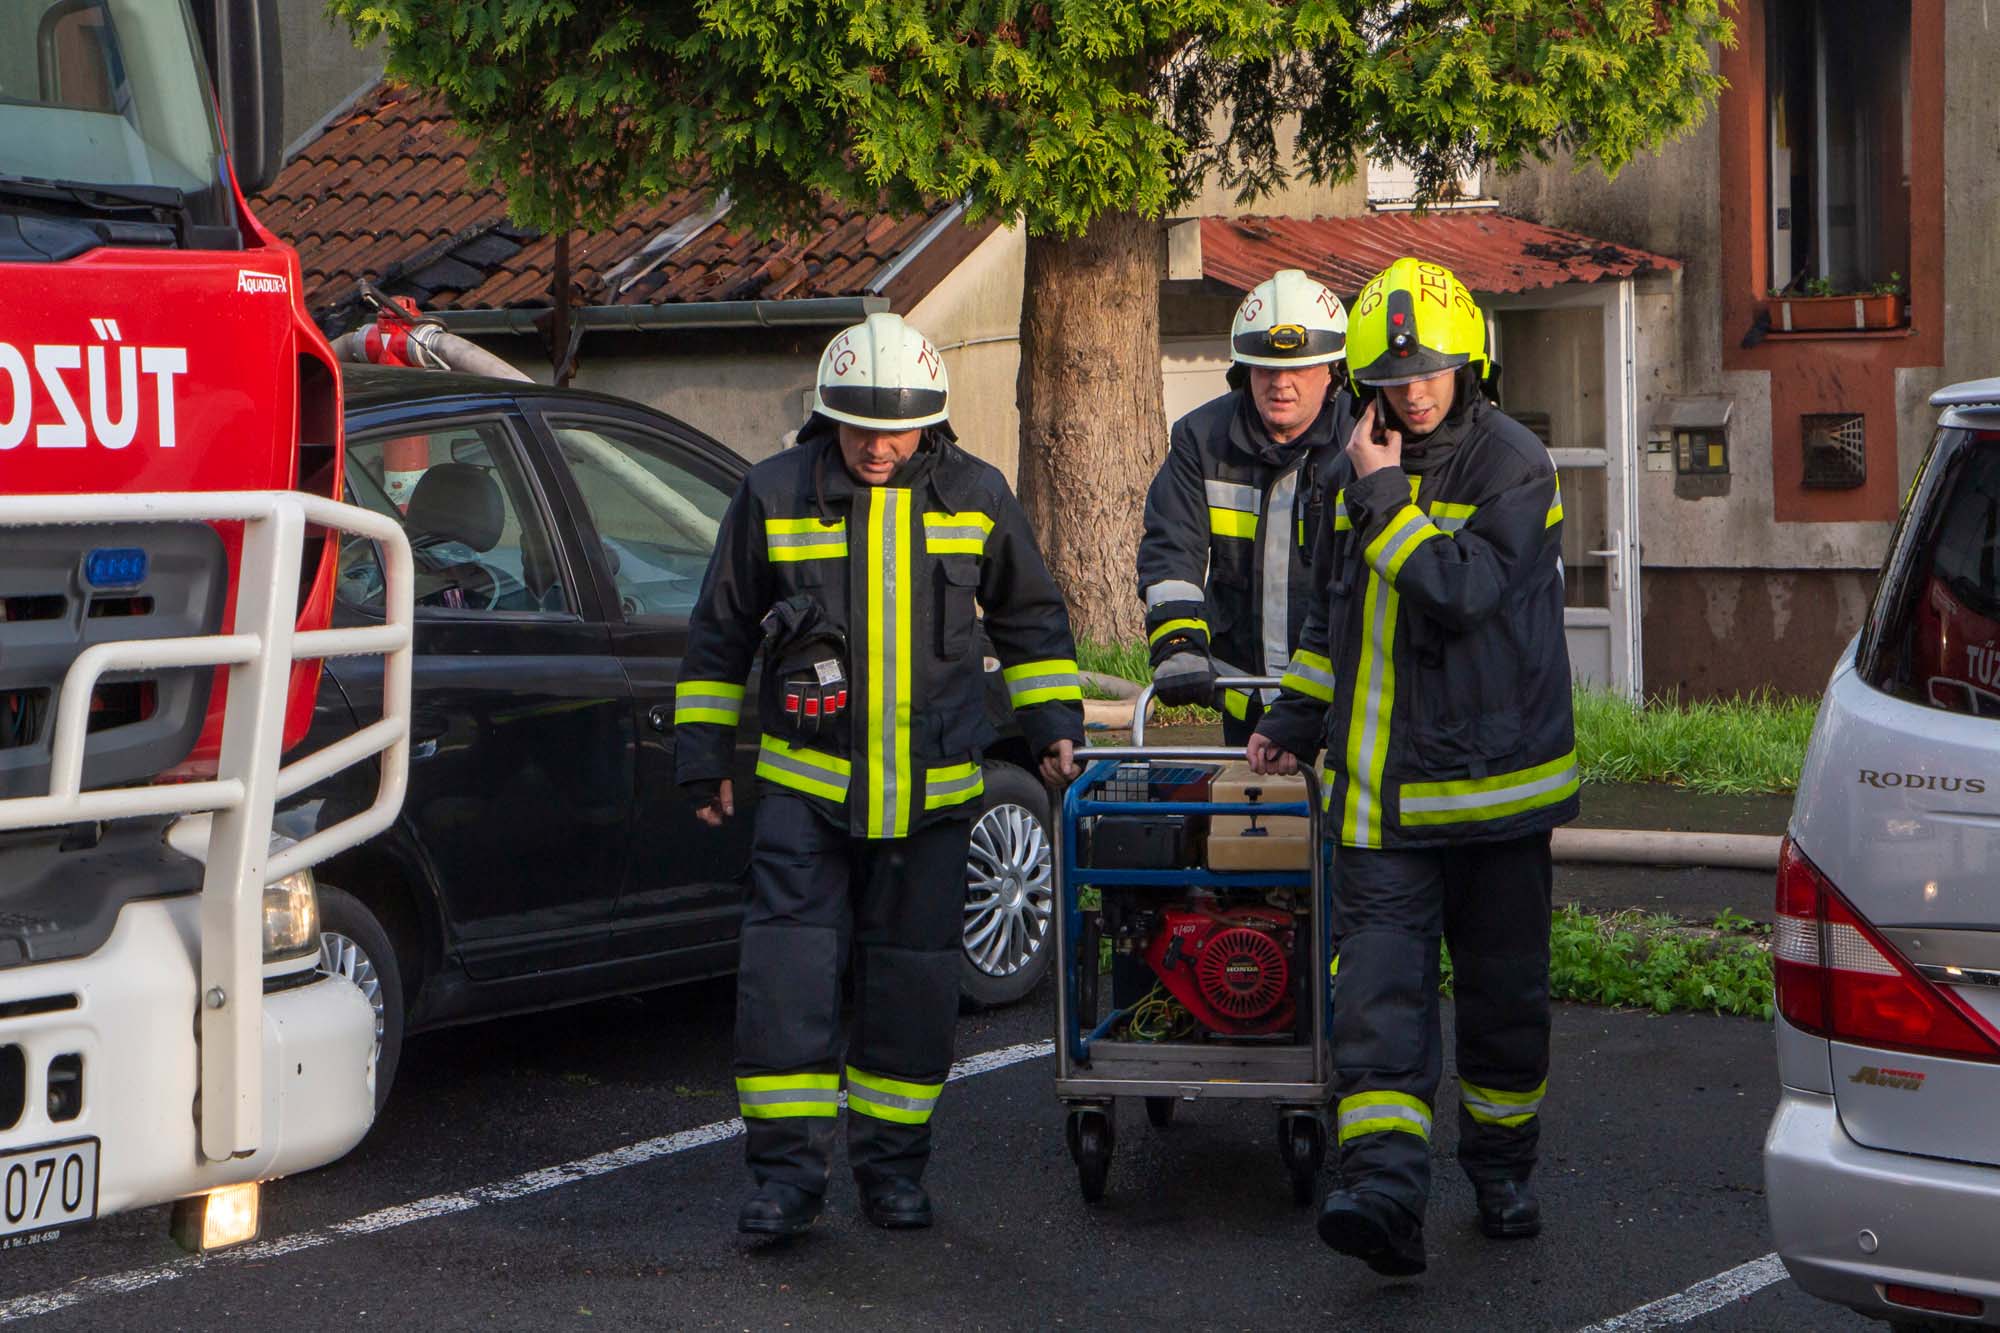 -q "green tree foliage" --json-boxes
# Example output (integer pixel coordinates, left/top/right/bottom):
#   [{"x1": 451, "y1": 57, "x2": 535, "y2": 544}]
[{"x1": 329, "y1": 1, "x2": 1733, "y2": 241}]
